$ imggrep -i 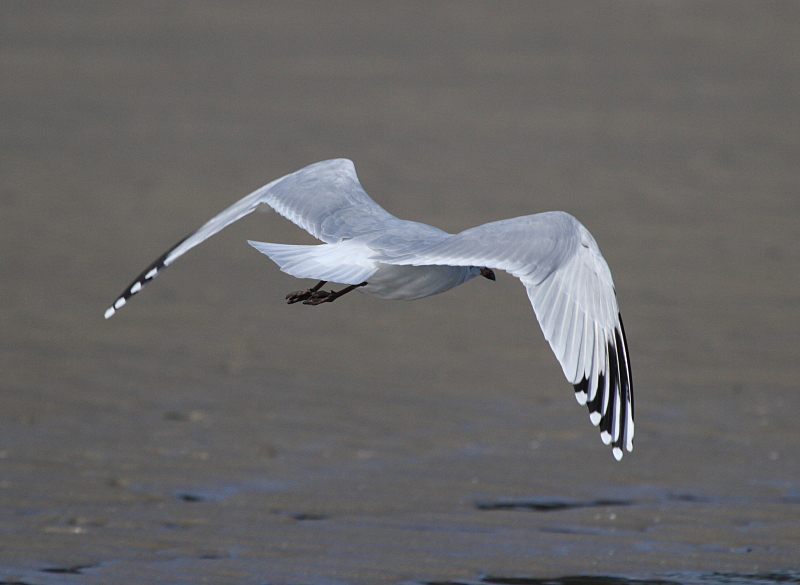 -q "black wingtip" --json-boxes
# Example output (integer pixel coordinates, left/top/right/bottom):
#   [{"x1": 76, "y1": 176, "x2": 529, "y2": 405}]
[
  {"x1": 104, "y1": 234, "x2": 190, "y2": 319},
  {"x1": 573, "y1": 376, "x2": 589, "y2": 404},
  {"x1": 597, "y1": 341, "x2": 619, "y2": 453},
  {"x1": 588, "y1": 319, "x2": 634, "y2": 460},
  {"x1": 618, "y1": 312, "x2": 634, "y2": 418},
  {"x1": 615, "y1": 314, "x2": 634, "y2": 454},
  {"x1": 587, "y1": 370, "x2": 605, "y2": 424}
]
